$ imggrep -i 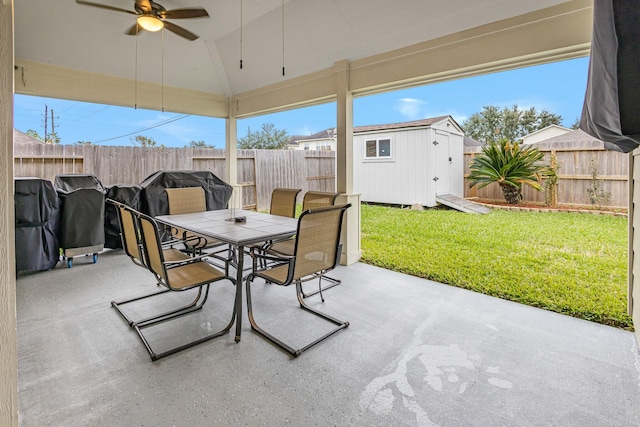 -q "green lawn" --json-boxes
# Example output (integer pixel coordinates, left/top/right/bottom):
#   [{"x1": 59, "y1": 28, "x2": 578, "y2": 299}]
[{"x1": 360, "y1": 204, "x2": 632, "y2": 330}]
